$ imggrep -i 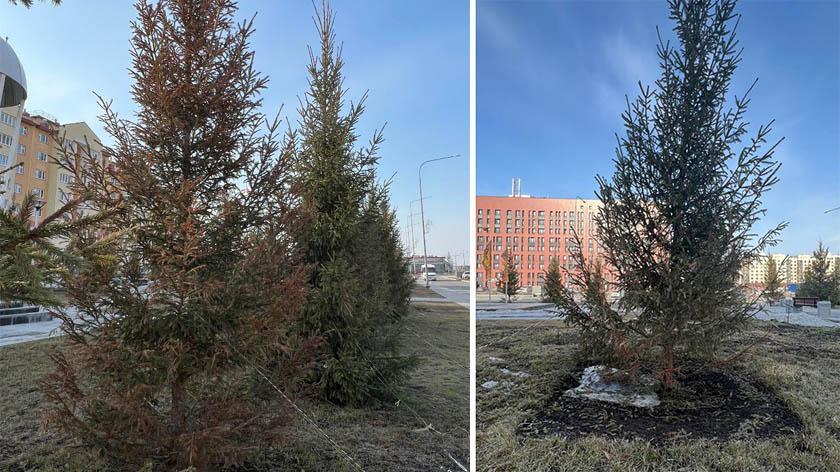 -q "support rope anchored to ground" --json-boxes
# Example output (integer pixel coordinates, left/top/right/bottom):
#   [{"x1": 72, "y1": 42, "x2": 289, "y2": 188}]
[
  {"x1": 349, "y1": 337, "x2": 469, "y2": 472},
  {"x1": 196, "y1": 313, "x2": 367, "y2": 472}
]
